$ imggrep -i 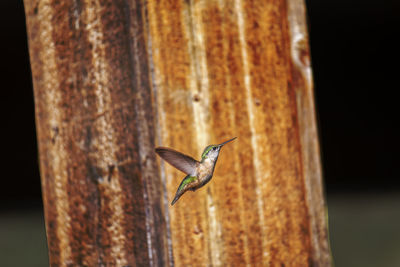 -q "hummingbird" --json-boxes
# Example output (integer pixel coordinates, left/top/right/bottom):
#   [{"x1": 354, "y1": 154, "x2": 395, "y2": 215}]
[{"x1": 155, "y1": 137, "x2": 237, "y2": 205}]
